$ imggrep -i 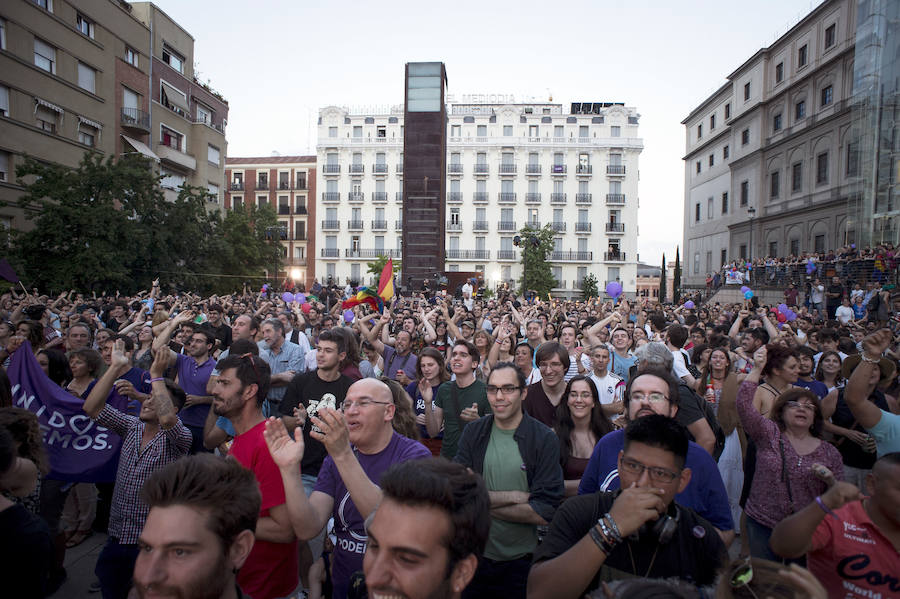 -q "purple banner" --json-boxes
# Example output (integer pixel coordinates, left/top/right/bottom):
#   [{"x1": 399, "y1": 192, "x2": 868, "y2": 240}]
[{"x1": 7, "y1": 342, "x2": 127, "y2": 482}]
